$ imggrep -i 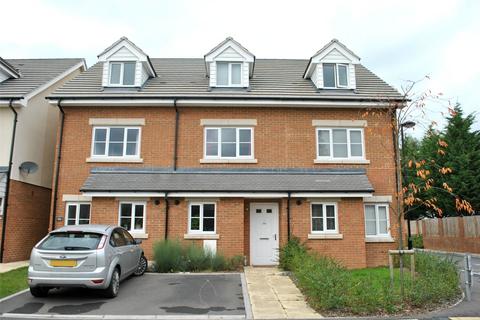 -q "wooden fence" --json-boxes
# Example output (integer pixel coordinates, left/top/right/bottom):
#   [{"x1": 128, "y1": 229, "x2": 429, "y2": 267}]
[{"x1": 412, "y1": 216, "x2": 480, "y2": 254}]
